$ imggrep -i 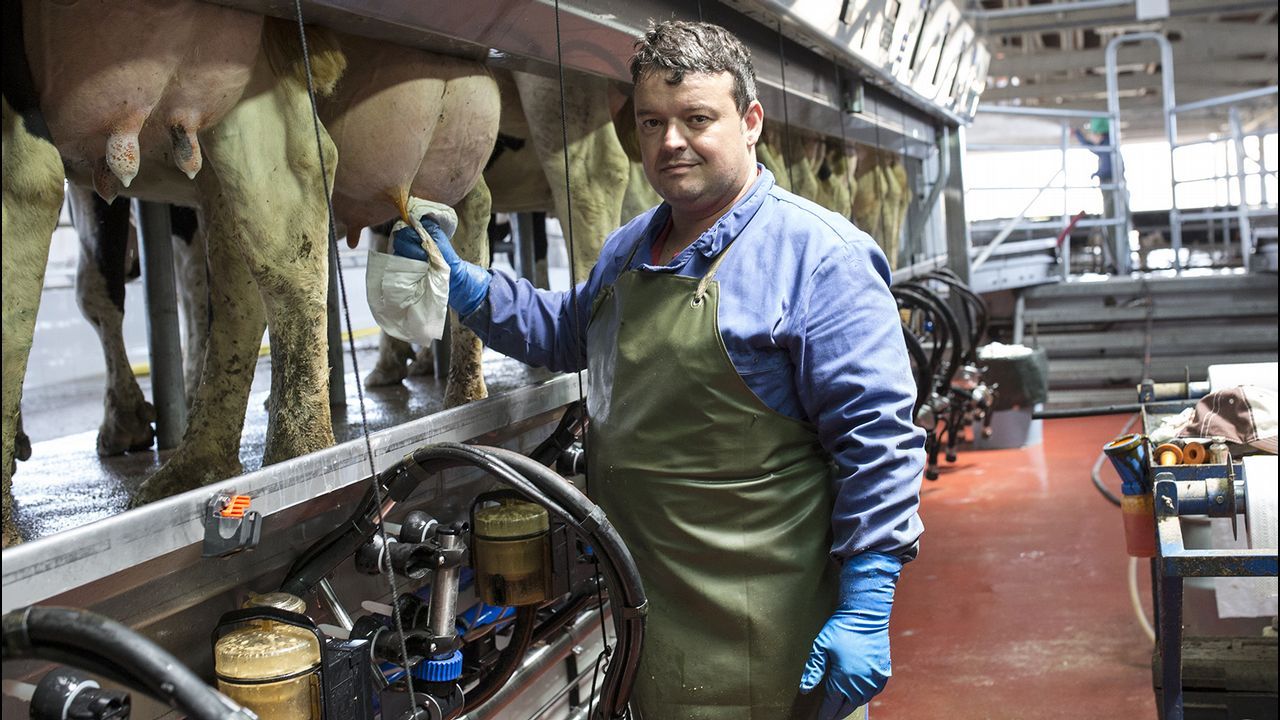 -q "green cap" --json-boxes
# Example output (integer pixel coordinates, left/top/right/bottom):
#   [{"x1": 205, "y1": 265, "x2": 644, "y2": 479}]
[{"x1": 1090, "y1": 117, "x2": 1110, "y2": 135}]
